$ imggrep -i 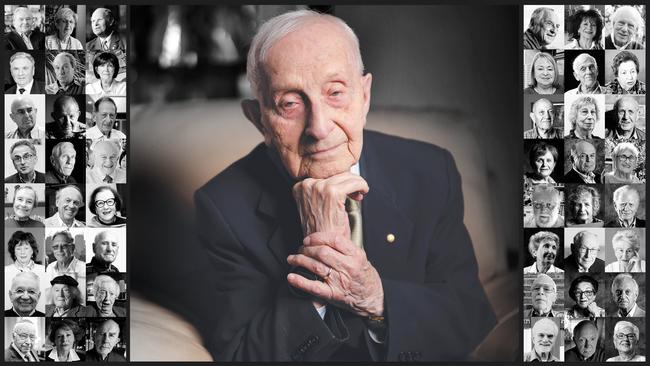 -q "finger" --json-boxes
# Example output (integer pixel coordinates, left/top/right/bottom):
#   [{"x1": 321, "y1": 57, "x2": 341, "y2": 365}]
[
  {"x1": 303, "y1": 232, "x2": 357, "y2": 255},
  {"x1": 299, "y1": 244, "x2": 349, "y2": 270},
  {"x1": 287, "y1": 273, "x2": 335, "y2": 301},
  {"x1": 287, "y1": 254, "x2": 331, "y2": 278}
]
